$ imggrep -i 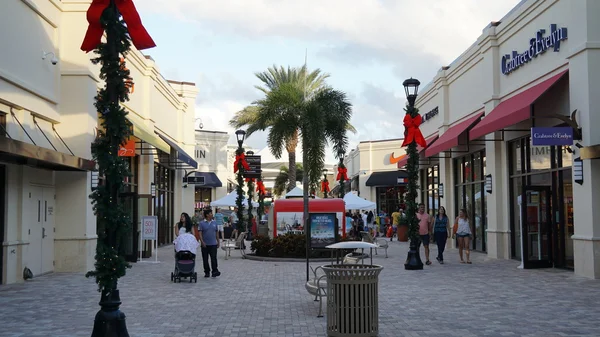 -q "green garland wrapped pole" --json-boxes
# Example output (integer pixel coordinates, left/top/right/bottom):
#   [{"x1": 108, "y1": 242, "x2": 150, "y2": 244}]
[
  {"x1": 245, "y1": 151, "x2": 255, "y2": 240},
  {"x1": 80, "y1": 0, "x2": 155, "y2": 335},
  {"x1": 256, "y1": 178, "x2": 266, "y2": 220},
  {"x1": 336, "y1": 152, "x2": 348, "y2": 198},
  {"x1": 401, "y1": 78, "x2": 427, "y2": 271},
  {"x1": 321, "y1": 169, "x2": 330, "y2": 199},
  {"x1": 234, "y1": 130, "x2": 248, "y2": 235}
]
